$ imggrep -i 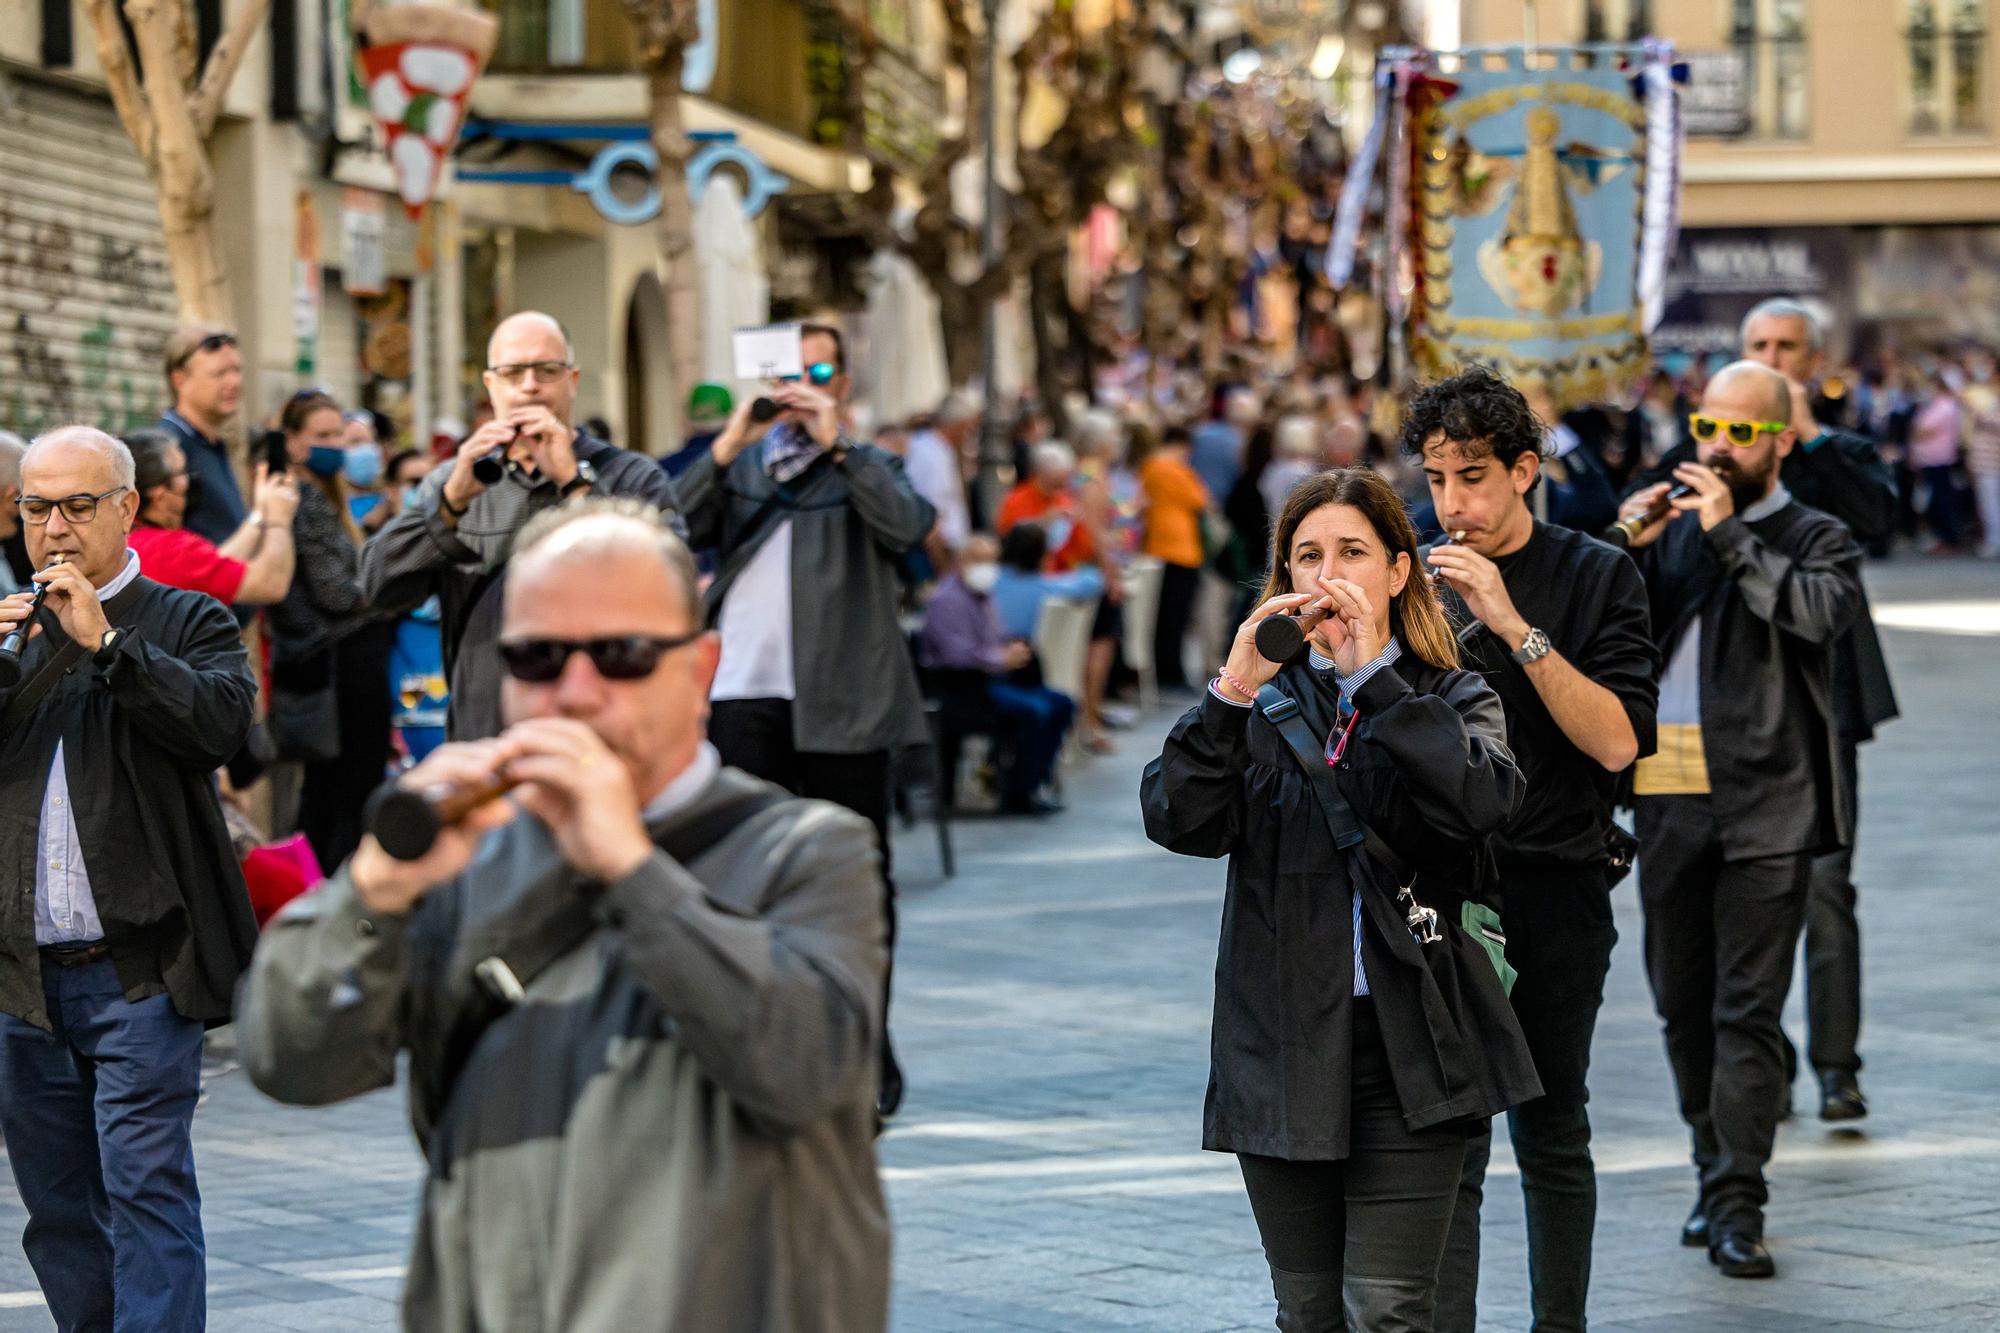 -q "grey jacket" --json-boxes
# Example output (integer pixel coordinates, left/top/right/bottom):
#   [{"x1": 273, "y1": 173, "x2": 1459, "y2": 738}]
[
  {"x1": 680, "y1": 439, "x2": 934, "y2": 753},
  {"x1": 360, "y1": 430, "x2": 683, "y2": 740},
  {"x1": 236, "y1": 767, "x2": 891, "y2": 1332}
]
